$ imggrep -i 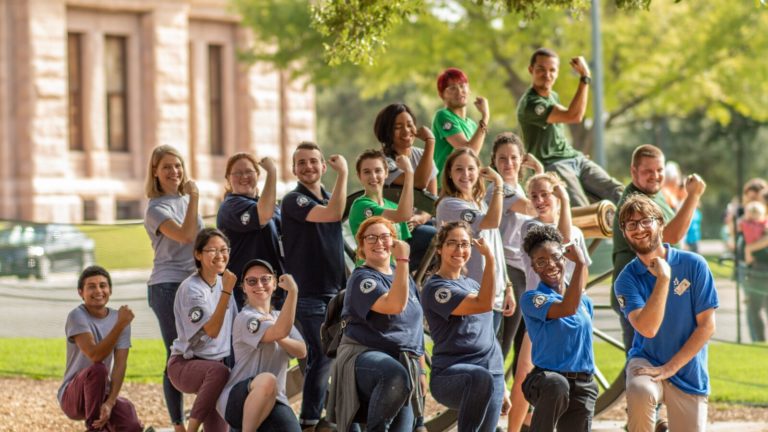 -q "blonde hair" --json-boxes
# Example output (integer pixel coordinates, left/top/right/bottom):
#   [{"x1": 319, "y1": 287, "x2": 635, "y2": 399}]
[
  {"x1": 145, "y1": 145, "x2": 189, "y2": 198},
  {"x1": 745, "y1": 201, "x2": 767, "y2": 221},
  {"x1": 525, "y1": 172, "x2": 564, "y2": 196}
]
